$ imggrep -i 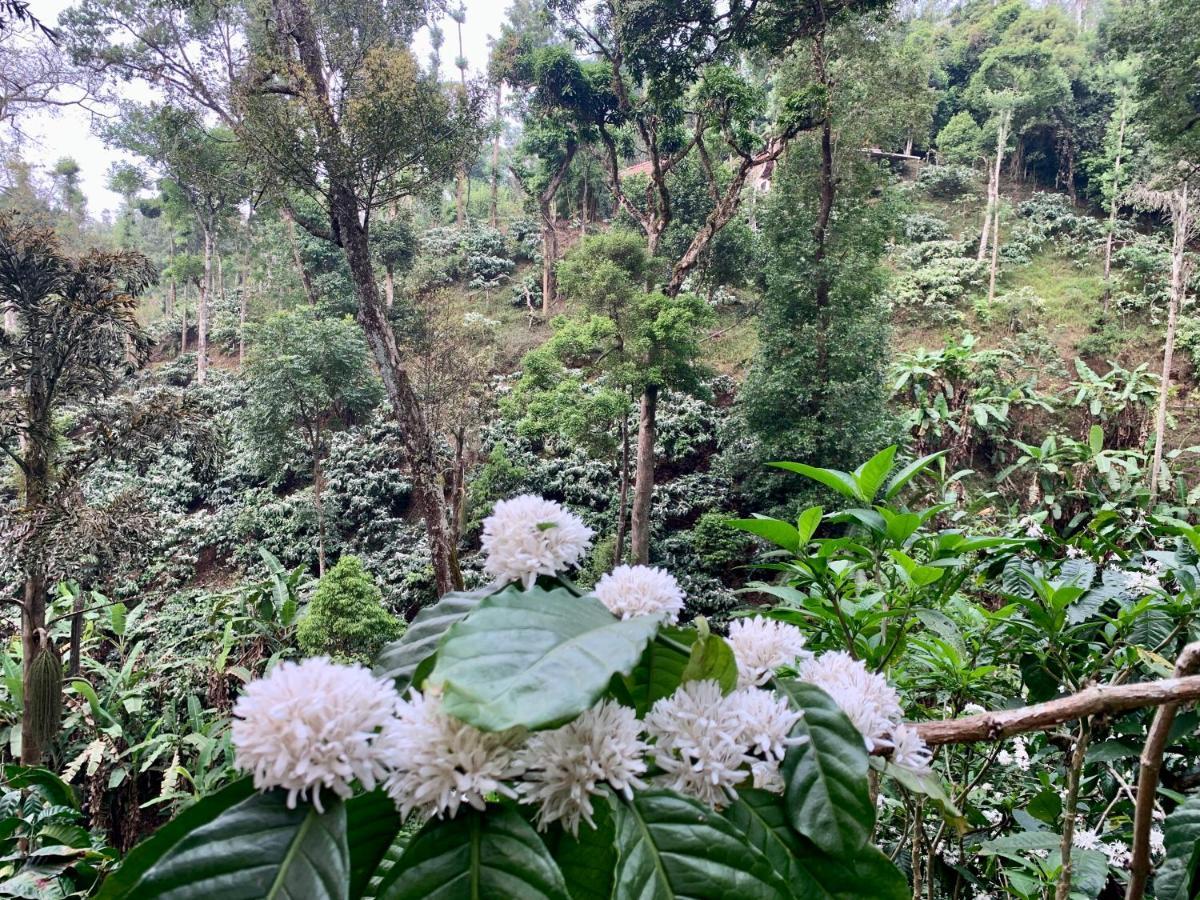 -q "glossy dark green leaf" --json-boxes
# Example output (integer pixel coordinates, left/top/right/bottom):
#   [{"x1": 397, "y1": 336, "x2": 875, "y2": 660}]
[
  {"x1": 97, "y1": 783, "x2": 347, "y2": 900},
  {"x1": 611, "y1": 790, "x2": 791, "y2": 900},
  {"x1": 776, "y1": 680, "x2": 874, "y2": 857},
  {"x1": 679, "y1": 630, "x2": 738, "y2": 694},
  {"x1": 375, "y1": 805, "x2": 569, "y2": 900},
  {"x1": 430, "y1": 587, "x2": 660, "y2": 731},
  {"x1": 626, "y1": 630, "x2": 694, "y2": 716},
  {"x1": 347, "y1": 790, "x2": 402, "y2": 900},
  {"x1": 1155, "y1": 792, "x2": 1200, "y2": 900},
  {"x1": 725, "y1": 790, "x2": 907, "y2": 900},
  {"x1": 769, "y1": 462, "x2": 862, "y2": 502},
  {"x1": 726, "y1": 517, "x2": 800, "y2": 553},
  {"x1": 373, "y1": 588, "x2": 491, "y2": 692},
  {"x1": 548, "y1": 793, "x2": 617, "y2": 900}
]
